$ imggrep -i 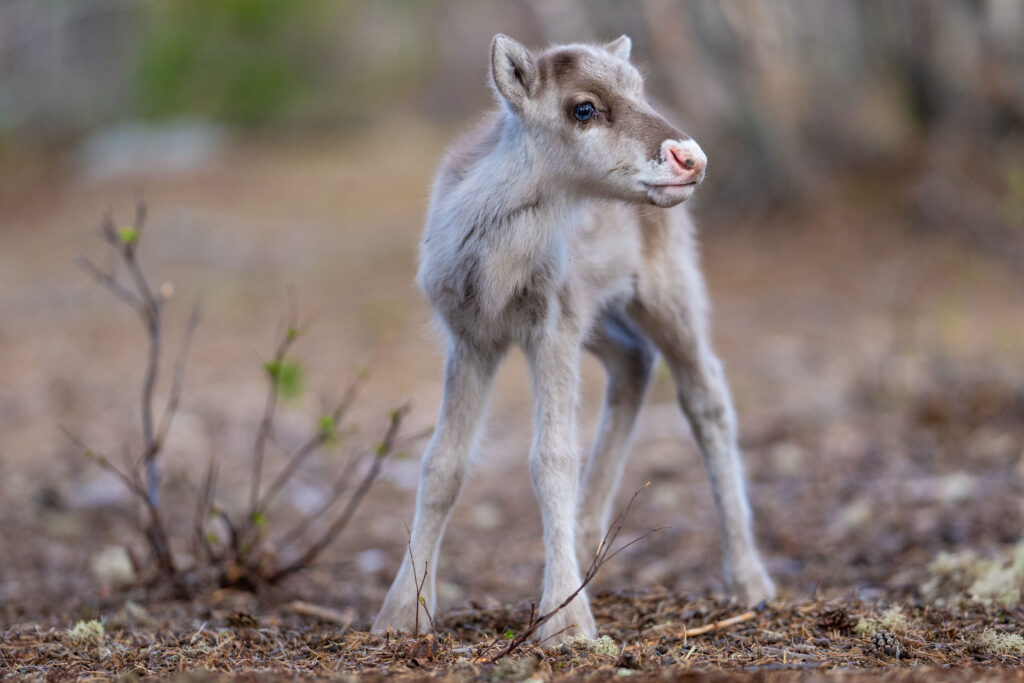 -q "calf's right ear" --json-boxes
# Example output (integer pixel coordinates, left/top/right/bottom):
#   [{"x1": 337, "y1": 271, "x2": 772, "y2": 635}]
[{"x1": 490, "y1": 34, "x2": 538, "y2": 111}]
